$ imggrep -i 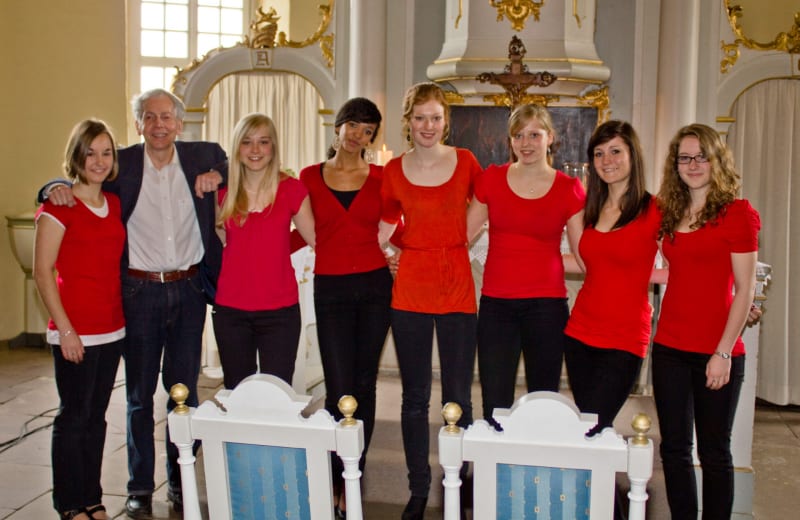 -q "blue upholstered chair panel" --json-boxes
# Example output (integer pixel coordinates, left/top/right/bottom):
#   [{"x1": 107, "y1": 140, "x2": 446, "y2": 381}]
[
  {"x1": 225, "y1": 442, "x2": 311, "y2": 519},
  {"x1": 497, "y1": 464, "x2": 591, "y2": 519}
]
